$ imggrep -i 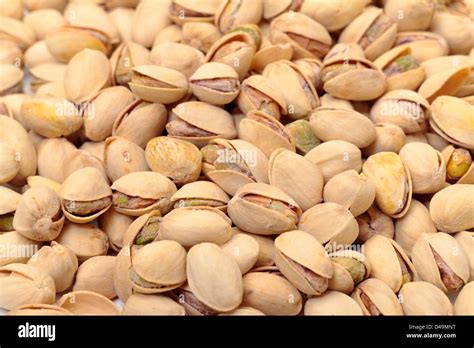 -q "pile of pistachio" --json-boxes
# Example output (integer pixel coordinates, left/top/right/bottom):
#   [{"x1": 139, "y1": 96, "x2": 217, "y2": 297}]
[{"x1": 0, "y1": 0, "x2": 473, "y2": 316}]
